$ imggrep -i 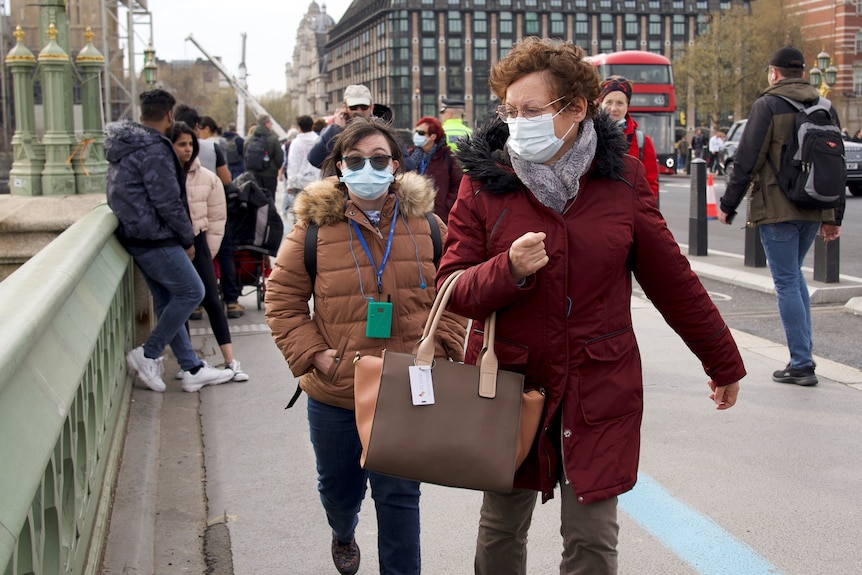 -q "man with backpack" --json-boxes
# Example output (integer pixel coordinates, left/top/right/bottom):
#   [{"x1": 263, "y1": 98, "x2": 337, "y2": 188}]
[
  {"x1": 222, "y1": 122, "x2": 245, "y2": 179},
  {"x1": 245, "y1": 114, "x2": 283, "y2": 201},
  {"x1": 718, "y1": 45, "x2": 844, "y2": 387}
]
